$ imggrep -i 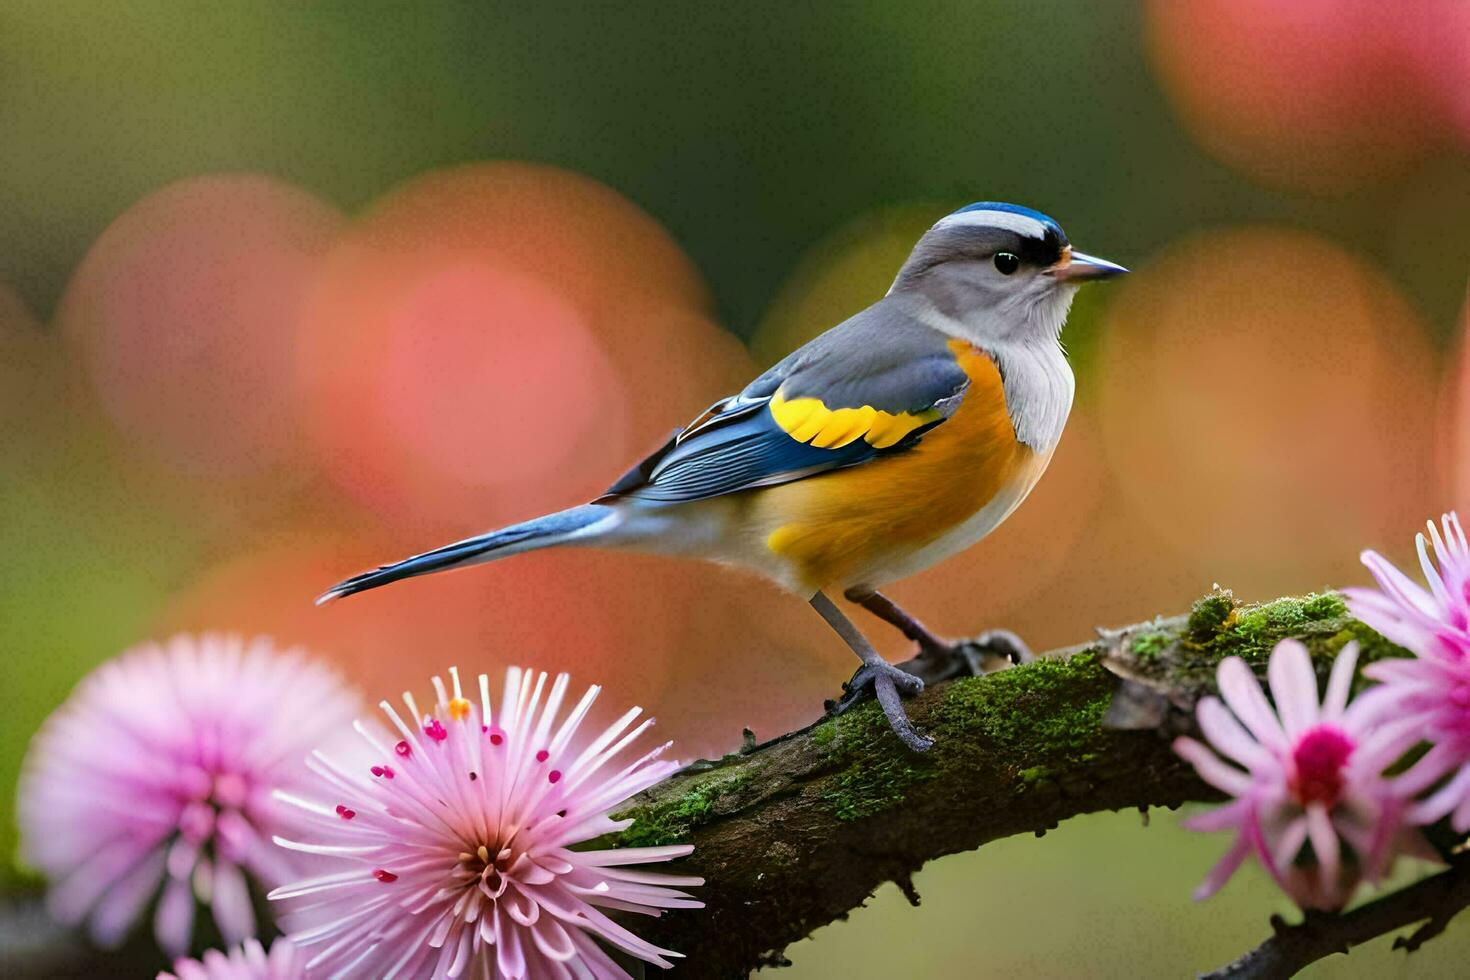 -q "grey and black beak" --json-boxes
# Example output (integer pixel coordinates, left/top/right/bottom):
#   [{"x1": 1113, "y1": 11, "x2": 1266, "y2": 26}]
[{"x1": 1050, "y1": 249, "x2": 1128, "y2": 282}]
